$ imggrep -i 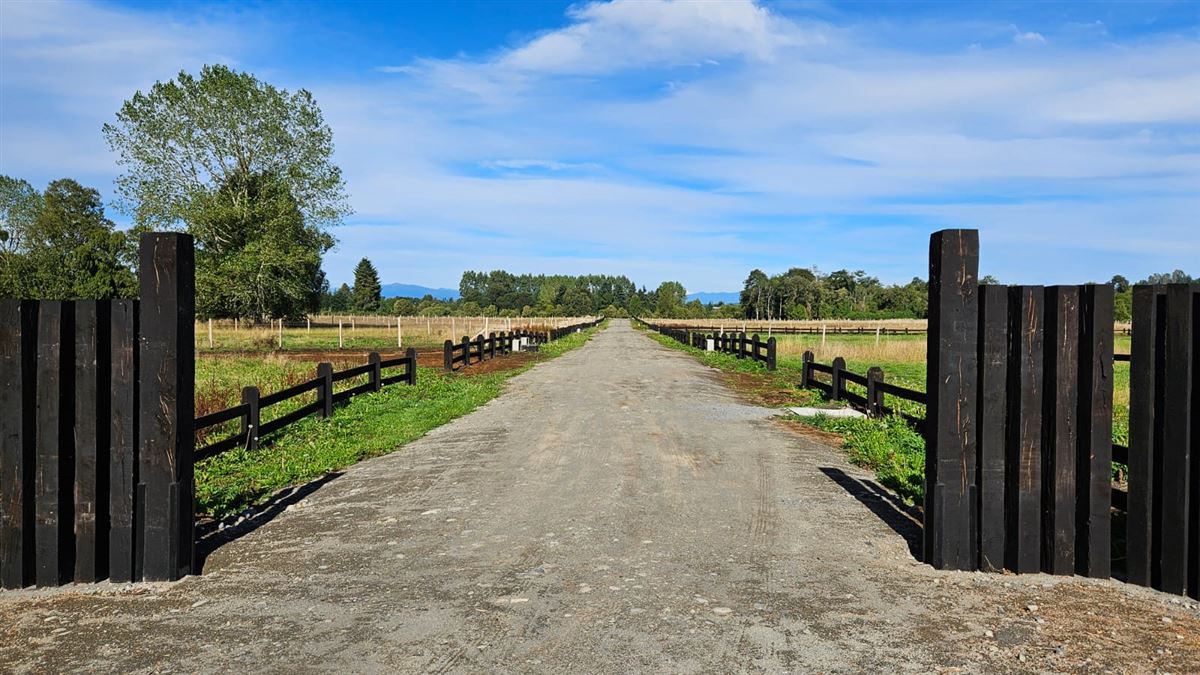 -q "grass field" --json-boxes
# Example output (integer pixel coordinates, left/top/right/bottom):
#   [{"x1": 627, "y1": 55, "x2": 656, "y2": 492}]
[
  {"x1": 193, "y1": 321, "x2": 606, "y2": 520},
  {"x1": 194, "y1": 315, "x2": 595, "y2": 353},
  {"x1": 640, "y1": 325, "x2": 1134, "y2": 506}
]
